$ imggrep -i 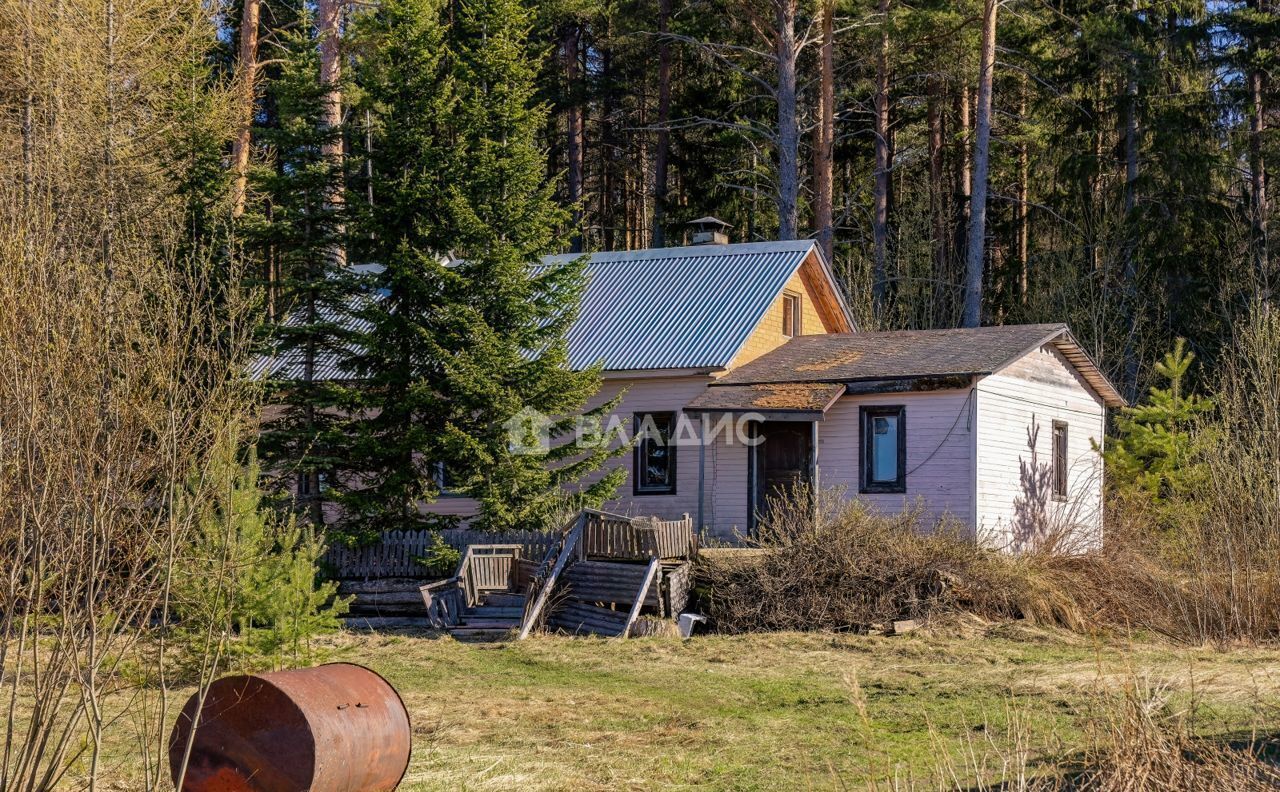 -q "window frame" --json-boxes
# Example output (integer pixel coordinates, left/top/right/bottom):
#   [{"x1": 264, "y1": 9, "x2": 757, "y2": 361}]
[
  {"x1": 434, "y1": 461, "x2": 464, "y2": 498},
  {"x1": 859, "y1": 405, "x2": 907, "y2": 494},
  {"x1": 781, "y1": 292, "x2": 802, "y2": 337},
  {"x1": 633, "y1": 411, "x2": 678, "y2": 495},
  {"x1": 1051, "y1": 420, "x2": 1069, "y2": 502}
]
